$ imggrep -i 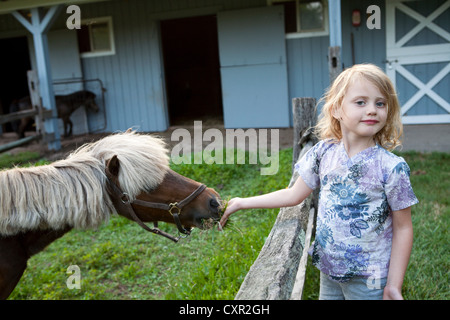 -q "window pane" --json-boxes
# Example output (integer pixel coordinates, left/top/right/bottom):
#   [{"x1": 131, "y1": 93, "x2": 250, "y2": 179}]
[
  {"x1": 299, "y1": 1, "x2": 324, "y2": 31},
  {"x1": 91, "y1": 22, "x2": 110, "y2": 51}
]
